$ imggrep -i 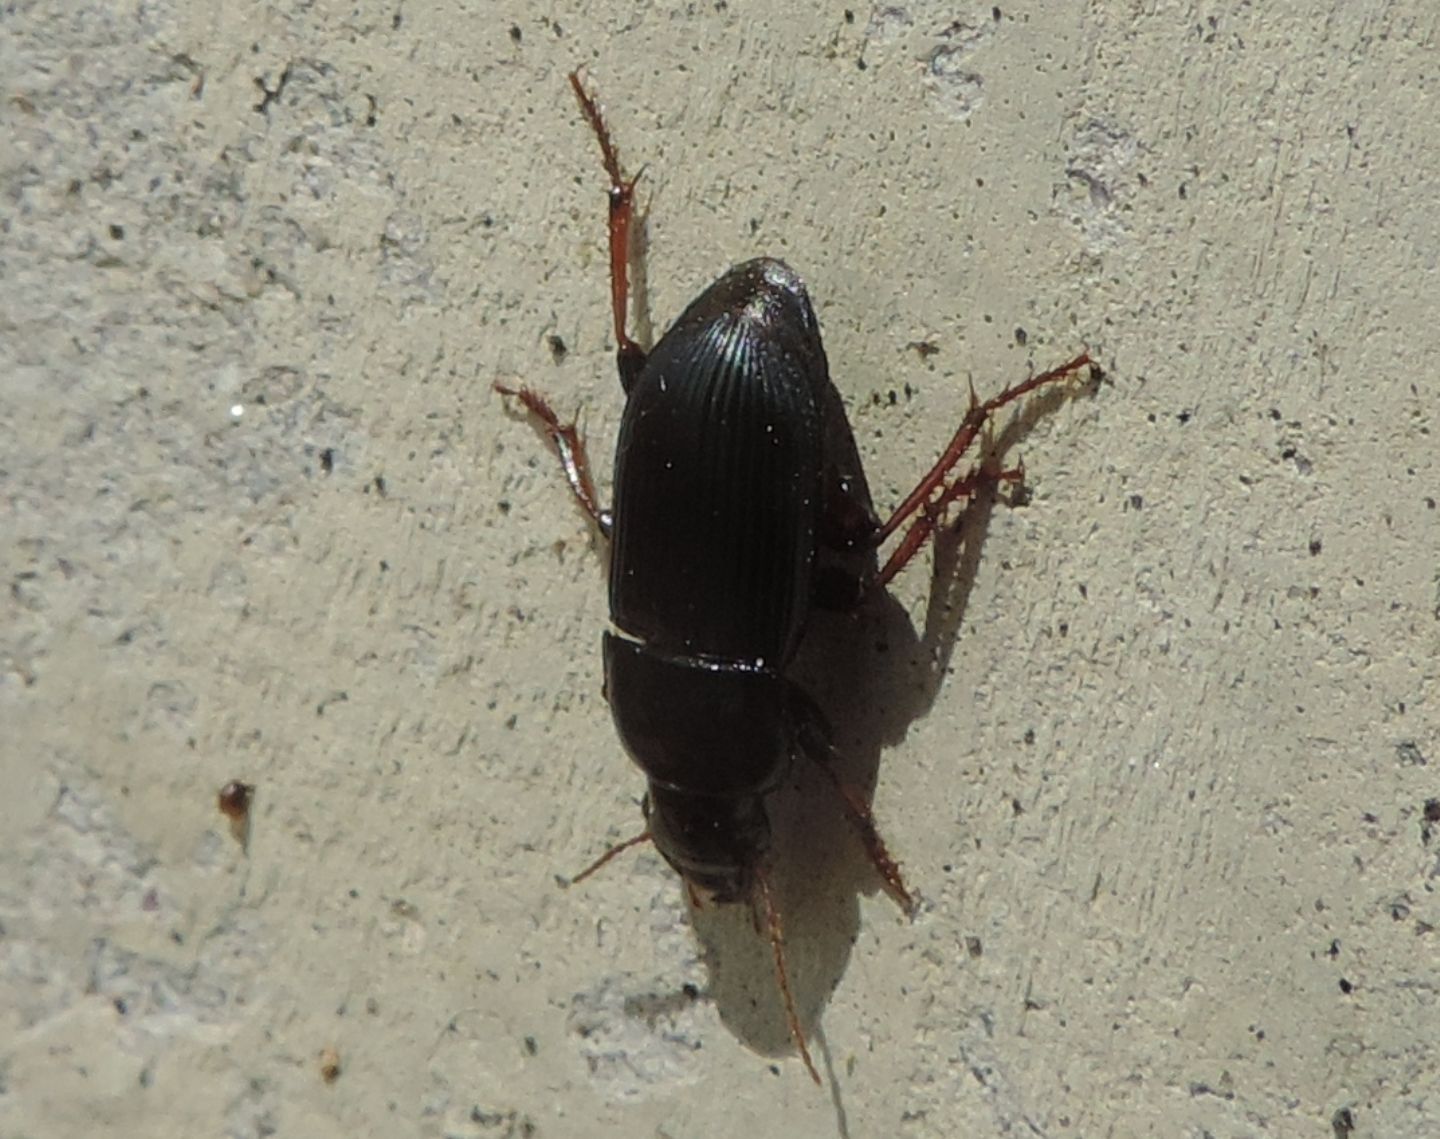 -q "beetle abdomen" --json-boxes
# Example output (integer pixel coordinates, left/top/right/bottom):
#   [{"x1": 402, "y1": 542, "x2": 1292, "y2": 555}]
[{"x1": 609, "y1": 259, "x2": 829, "y2": 665}]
